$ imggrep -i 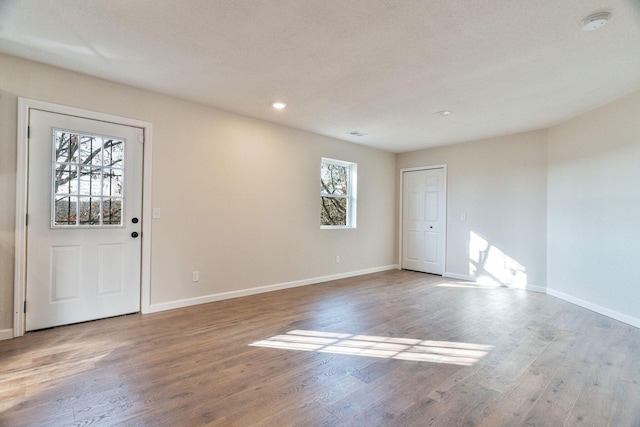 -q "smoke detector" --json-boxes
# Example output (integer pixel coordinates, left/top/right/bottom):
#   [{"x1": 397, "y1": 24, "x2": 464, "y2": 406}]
[{"x1": 581, "y1": 12, "x2": 610, "y2": 31}]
